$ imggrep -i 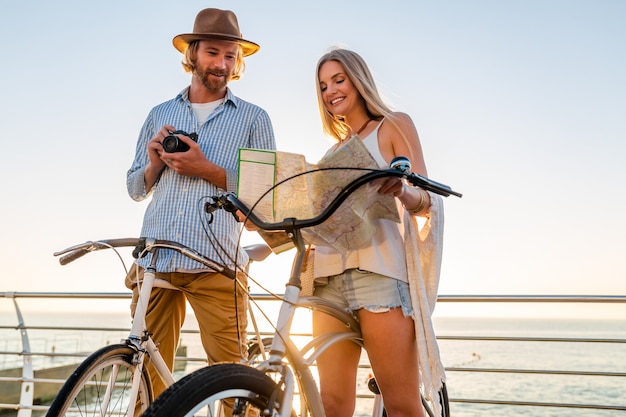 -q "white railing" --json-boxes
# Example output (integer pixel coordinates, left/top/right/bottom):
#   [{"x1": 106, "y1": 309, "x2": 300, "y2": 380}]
[{"x1": 2, "y1": 292, "x2": 625, "y2": 416}]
